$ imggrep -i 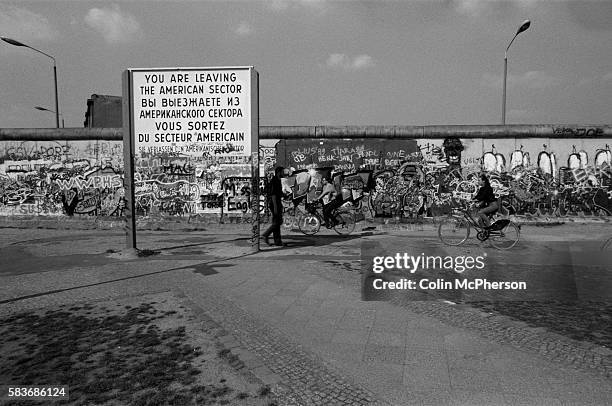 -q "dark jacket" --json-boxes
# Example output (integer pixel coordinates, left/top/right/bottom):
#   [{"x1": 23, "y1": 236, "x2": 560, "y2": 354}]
[
  {"x1": 267, "y1": 175, "x2": 283, "y2": 215},
  {"x1": 474, "y1": 184, "x2": 496, "y2": 205}
]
